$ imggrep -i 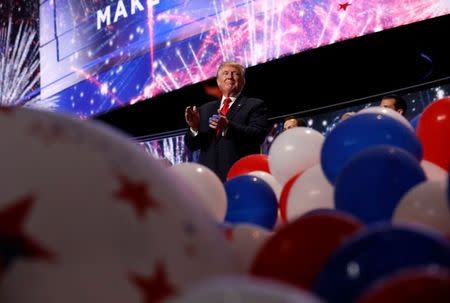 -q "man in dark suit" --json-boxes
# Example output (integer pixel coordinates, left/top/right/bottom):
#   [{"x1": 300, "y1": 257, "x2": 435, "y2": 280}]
[{"x1": 184, "y1": 61, "x2": 269, "y2": 182}]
